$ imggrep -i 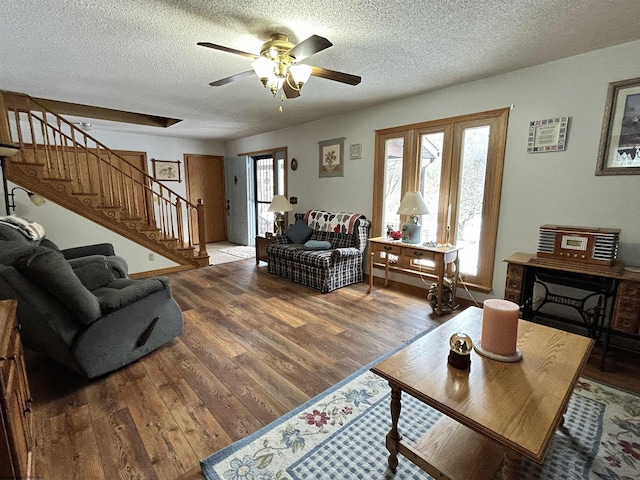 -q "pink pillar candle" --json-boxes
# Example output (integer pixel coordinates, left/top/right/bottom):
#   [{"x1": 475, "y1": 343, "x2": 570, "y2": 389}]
[{"x1": 481, "y1": 299, "x2": 520, "y2": 356}]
